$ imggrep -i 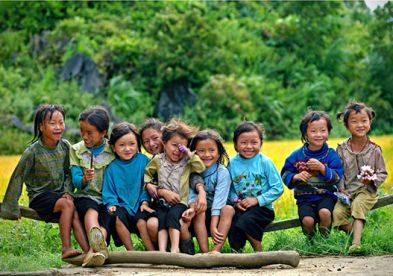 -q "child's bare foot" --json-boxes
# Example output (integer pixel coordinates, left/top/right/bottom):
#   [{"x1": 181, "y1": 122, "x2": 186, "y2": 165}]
[
  {"x1": 62, "y1": 249, "x2": 82, "y2": 259},
  {"x1": 210, "y1": 250, "x2": 221, "y2": 254}
]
